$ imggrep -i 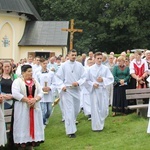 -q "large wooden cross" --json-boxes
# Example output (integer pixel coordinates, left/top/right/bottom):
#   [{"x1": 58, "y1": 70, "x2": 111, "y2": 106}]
[{"x1": 62, "y1": 19, "x2": 83, "y2": 50}]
